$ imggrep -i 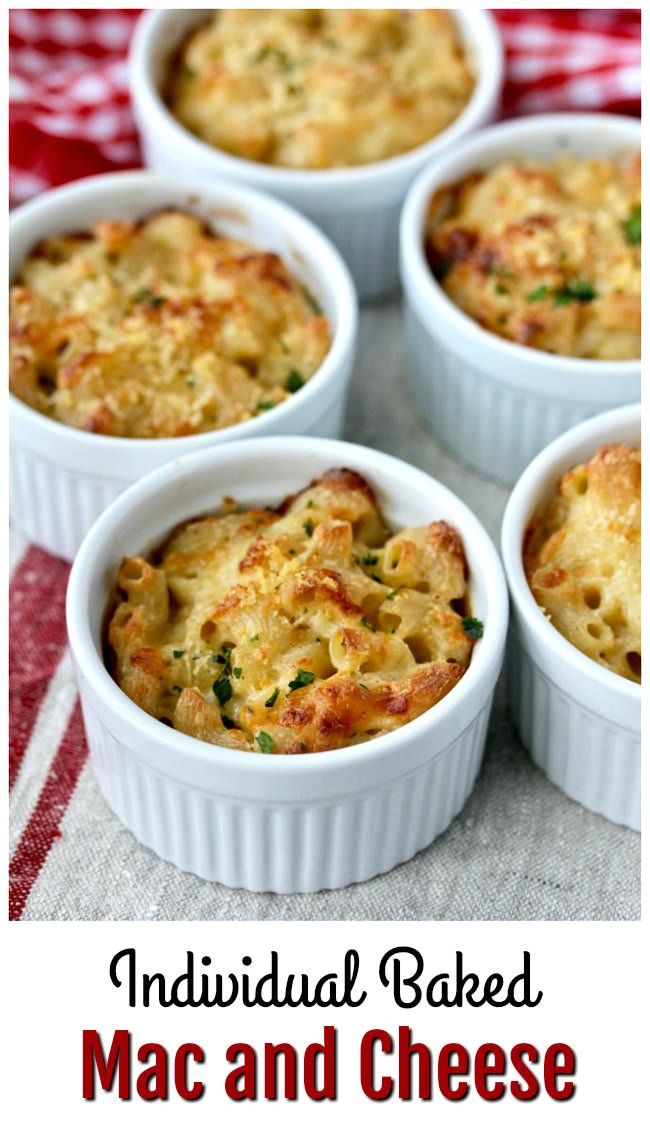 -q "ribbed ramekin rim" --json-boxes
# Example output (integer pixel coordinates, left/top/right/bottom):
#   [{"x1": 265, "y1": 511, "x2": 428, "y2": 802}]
[
  {"x1": 66, "y1": 434, "x2": 509, "y2": 779},
  {"x1": 128, "y1": 8, "x2": 503, "y2": 193},
  {"x1": 400, "y1": 112, "x2": 641, "y2": 379},
  {"x1": 501, "y1": 402, "x2": 641, "y2": 706},
  {"x1": 9, "y1": 168, "x2": 357, "y2": 456}
]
